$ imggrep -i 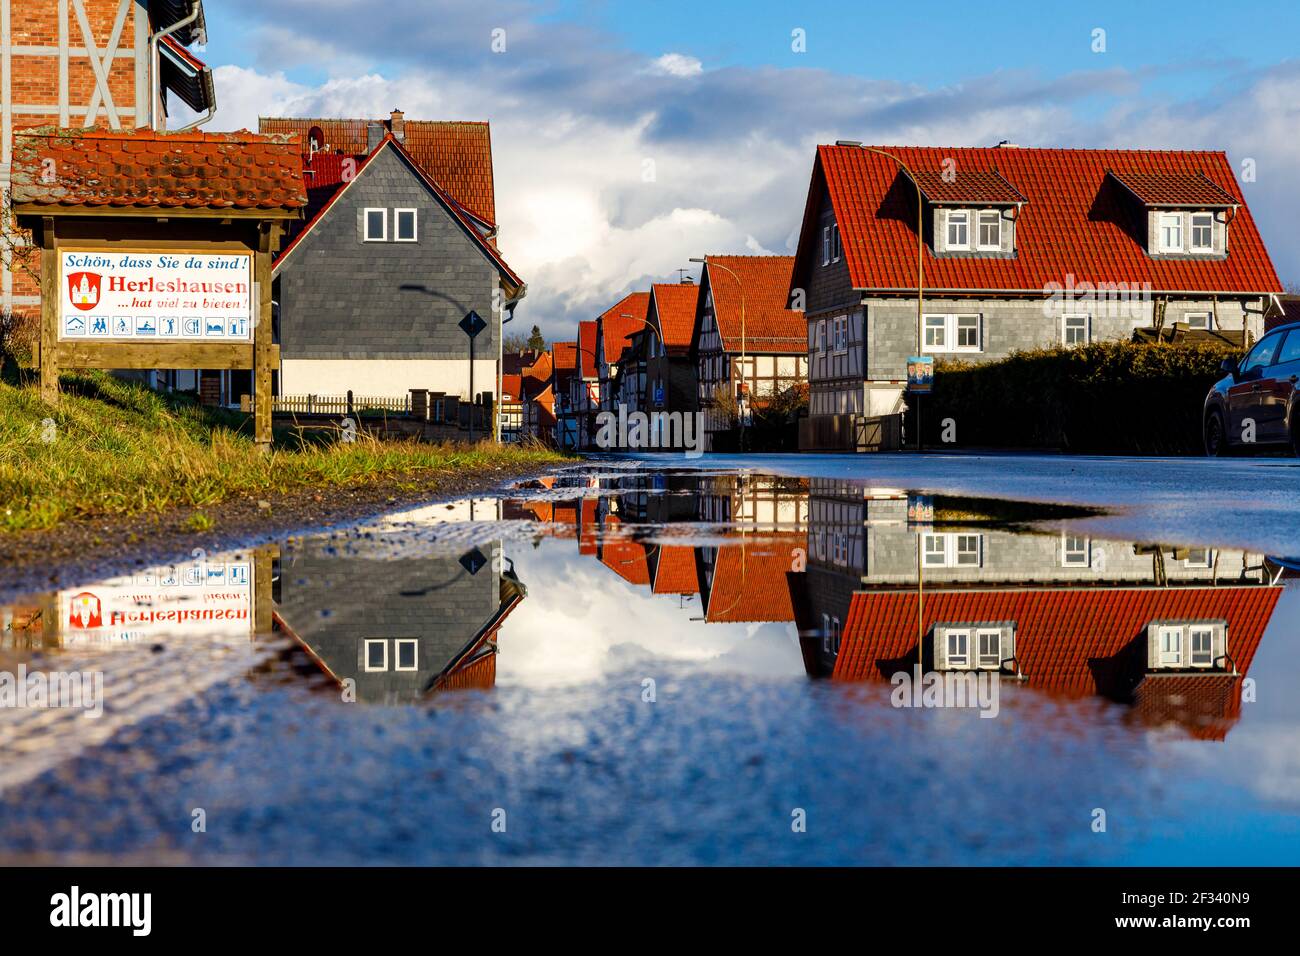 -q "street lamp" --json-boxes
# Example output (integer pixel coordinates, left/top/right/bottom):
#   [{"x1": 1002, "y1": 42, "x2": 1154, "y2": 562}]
[
  {"x1": 618, "y1": 310, "x2": 658, "y2": 413},
  {"x1": 690, "y1": 256, "x2": 747, "y2": 451},
  {"x1": 835, "y1": 141, "x2": 925, "y2": 450}
]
